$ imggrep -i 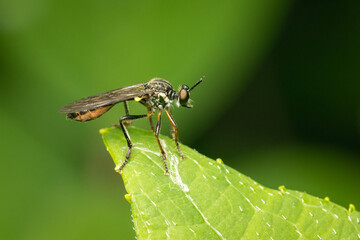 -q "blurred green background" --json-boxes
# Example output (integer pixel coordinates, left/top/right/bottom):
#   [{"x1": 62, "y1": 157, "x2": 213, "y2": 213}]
[{"x1": 1, "y1": 0, "x2": 359, "y2": 239}]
